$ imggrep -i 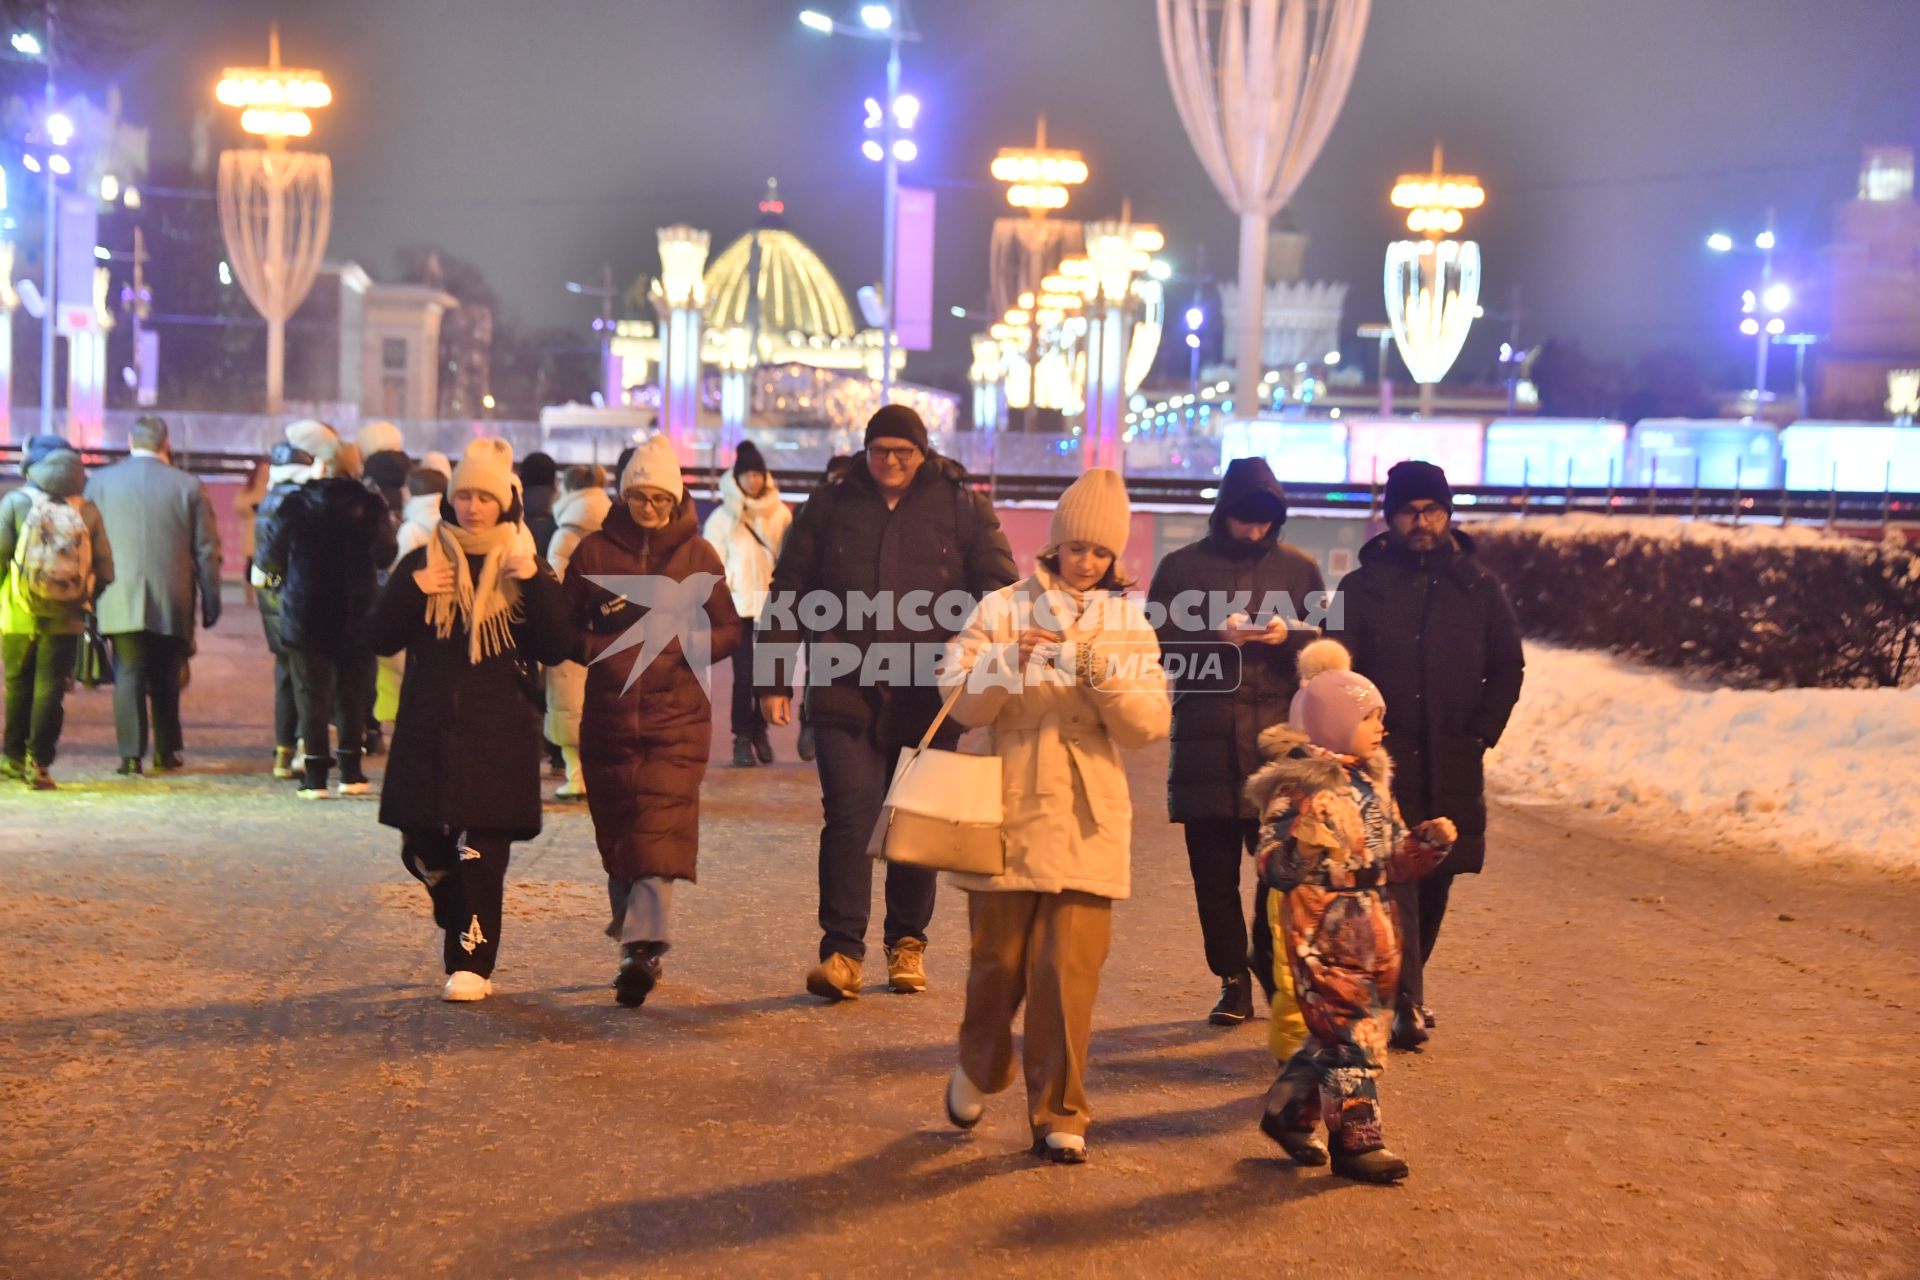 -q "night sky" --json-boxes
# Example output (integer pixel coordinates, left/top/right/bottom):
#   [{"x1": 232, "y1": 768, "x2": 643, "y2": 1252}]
[{"x1": 84, "y1": 0, "x2": 1920, "y2": 390}]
